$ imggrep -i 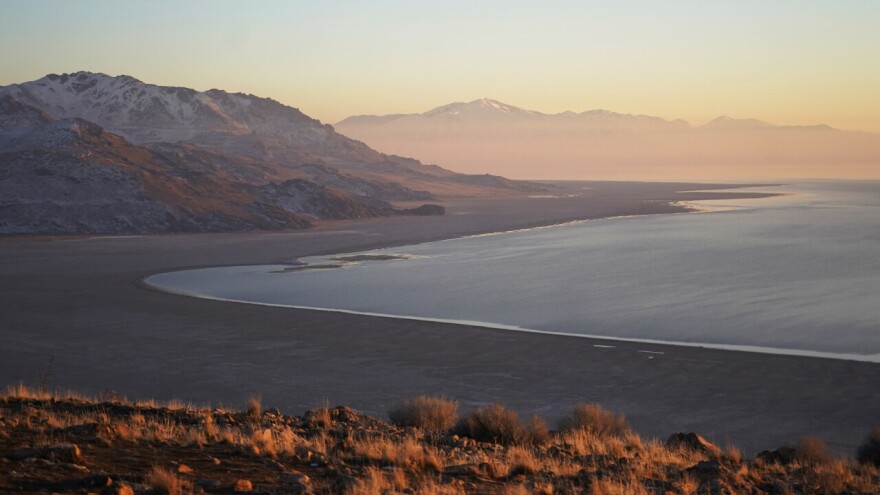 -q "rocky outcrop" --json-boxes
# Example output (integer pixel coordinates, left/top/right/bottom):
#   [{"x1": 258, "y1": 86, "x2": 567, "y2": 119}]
[{"x1": 666, "y1": 432, "x2": 722, "y2": 458}]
